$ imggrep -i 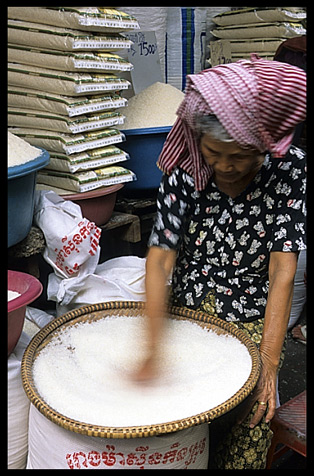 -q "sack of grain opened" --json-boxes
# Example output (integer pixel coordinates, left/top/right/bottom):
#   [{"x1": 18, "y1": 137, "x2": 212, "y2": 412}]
[
  {"x1": 8, "y1": 332, "x2": 31, "y2": 469},
  {"x1": 27, "y1": 405, "x2": 209, "y2": 469}
]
